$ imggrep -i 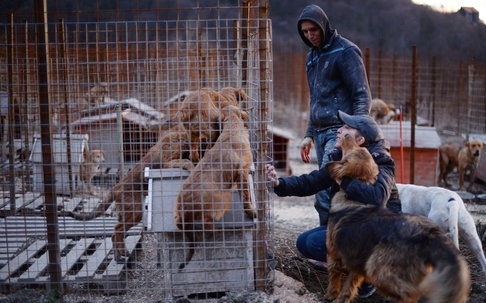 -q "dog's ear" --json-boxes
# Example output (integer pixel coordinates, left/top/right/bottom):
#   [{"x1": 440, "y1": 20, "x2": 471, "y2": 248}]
[
  {"x1": 240, "y1": 109, "x2": 249, "y2": 122},
  {"x1": 325, "y1": 161, "x2": 344, "y2": 182},
  {"x1": 237, "y1": 89, "x2": 248, "y2": 101}
]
